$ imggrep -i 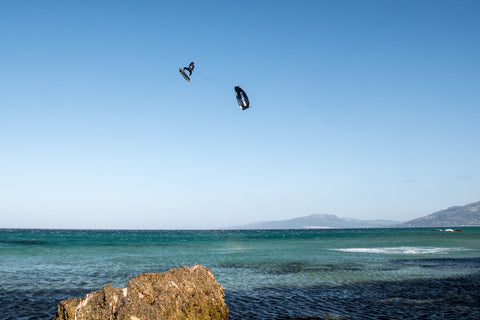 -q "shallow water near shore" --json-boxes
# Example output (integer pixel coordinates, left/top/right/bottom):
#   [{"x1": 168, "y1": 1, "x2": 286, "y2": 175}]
[{"x1": 1, "y1": 228, "x2": 479, "y2": 319}]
